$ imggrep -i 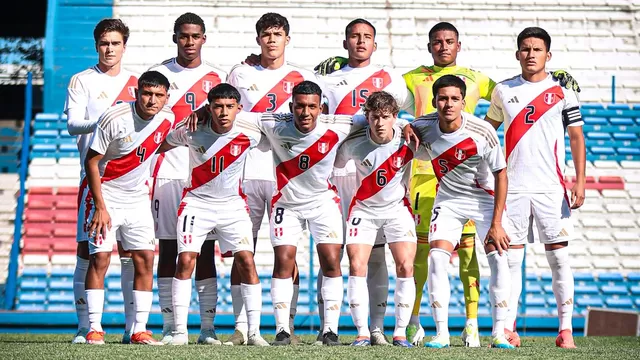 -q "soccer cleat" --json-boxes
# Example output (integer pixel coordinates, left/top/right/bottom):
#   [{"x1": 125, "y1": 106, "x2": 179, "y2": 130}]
[
  {"x1": 351, "y1": 338, "x2": 371, "y2": 346},
  {"x1": 461, "y1": 324, "x2": 481, "y2": 347},
  {"x1": 504, "y1": 329, "x2": 521, "y2": 347},
  {"x1": 322, "y1": 330, "x2": 341, "y2": 346},
  {"x1": 131, "y1": 331, "x2": 163, "y2": 345},
  {"x1": 491, "y1": 334, "x2": 516, "y2": 349},
  {"x1": 86, "y1": 330, "x2": 106, "y2": 345},
  {"x1": 272, "y1": 329, "x2": 291, "y2": 346},
  {"x1": 197, "y1": 329, "x2": 222, "y2": 345},
  {"x1": 312, "y1": 332, "x2": 323, "y2": 346},
  {"x1": 160, "y1": 329, "x2": 174, "y2": 345},
  {"x1": 406, "y1": 324, "x2": 425, "y2": 346},
  {"x1": 424, "y1": 333, "x2": 450, "y2": 348},
  {"x1": 370, "y1": 329, "x2": 391, "y2": 346},
  {"x1": 393, "y1": 338, "x2": 414, "y2": 348},
  {"x1": 170, "y1": 331, "x2": 189, "y2": 345},
  {"x1": 555, "y1": 329, "x2": 576, "y2": 349},
  {"x1": 247, "y1": 333, "x2": 270, "y2": 346},
  {"x1": 72, "y1": 328, "x2": 89, "y2": 344},
  {"x1": 223, "y1": 329, "x2": 247, "y2": 346},
  {"x1": 124, "y1": 330, "x2": 153, "y2": 344}
]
